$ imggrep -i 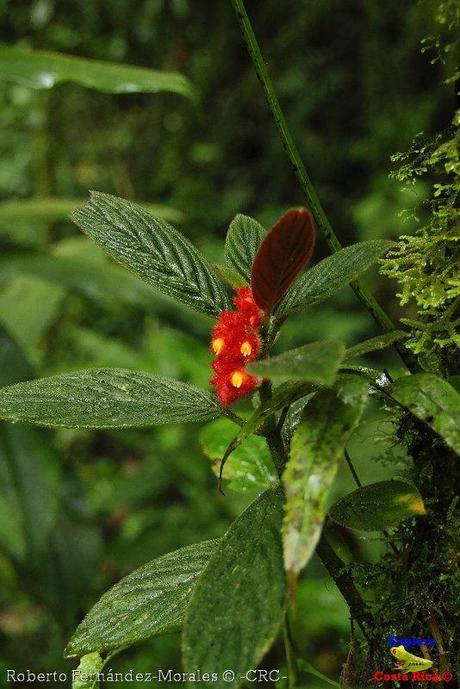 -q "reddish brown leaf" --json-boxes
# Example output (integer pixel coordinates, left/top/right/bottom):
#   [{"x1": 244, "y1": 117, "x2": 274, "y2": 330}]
[{"x1": 251, "y1": 208, "x2": 315, "y2": 313}]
